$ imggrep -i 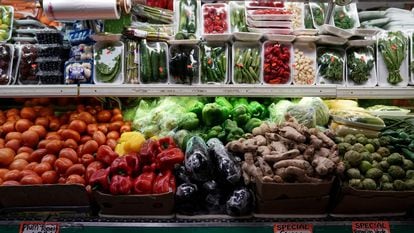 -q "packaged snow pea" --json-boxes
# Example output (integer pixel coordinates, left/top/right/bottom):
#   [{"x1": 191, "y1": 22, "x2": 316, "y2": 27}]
[
  {"x1": 317, "y1": 47, "x2": 345, "y2": 85},
  {"x1": 346, "y1": 46, "x2": 376, "y2": 86},
  {"x1": 232, "y1": 42, "x2": 261, "y2": 84},
  {"x1": 200, "y1": 42, "x2": 227, "y2": 84}
]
